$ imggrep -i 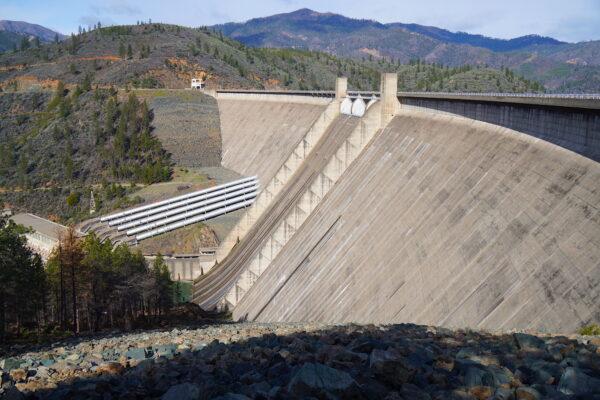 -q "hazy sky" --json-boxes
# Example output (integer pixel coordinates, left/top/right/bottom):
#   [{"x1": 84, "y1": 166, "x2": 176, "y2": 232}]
[{"x1": 2, "y1": 0, "x2": 599, "y2": 42}]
